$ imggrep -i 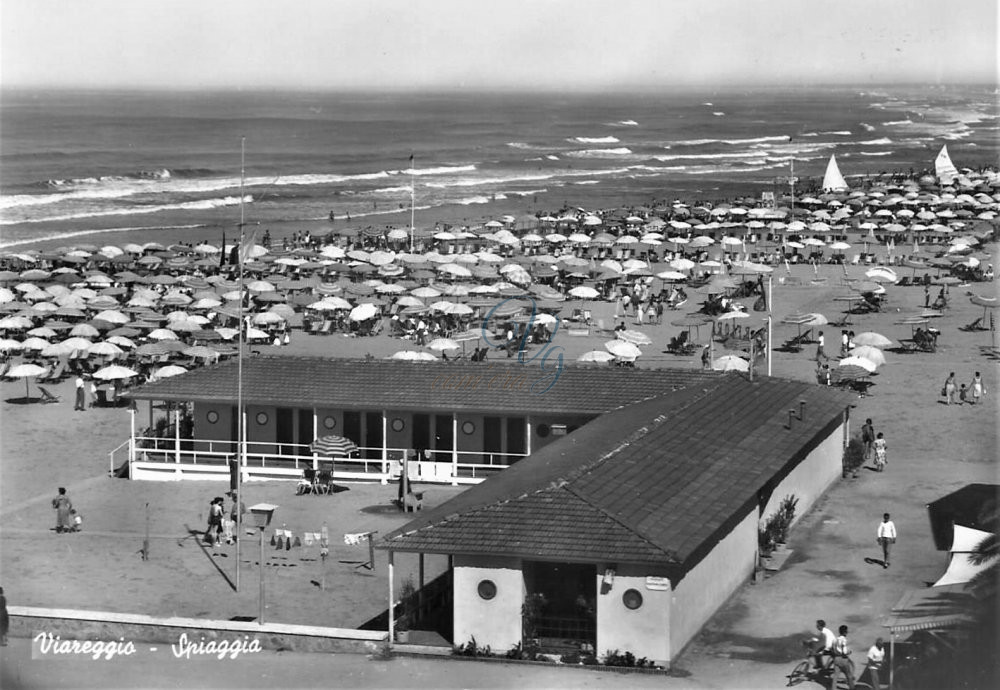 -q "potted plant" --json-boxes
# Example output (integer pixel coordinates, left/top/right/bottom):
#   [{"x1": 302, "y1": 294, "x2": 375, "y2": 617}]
[{"x1": 395, "y1": 576, "x2": 416, "y2": 643}]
